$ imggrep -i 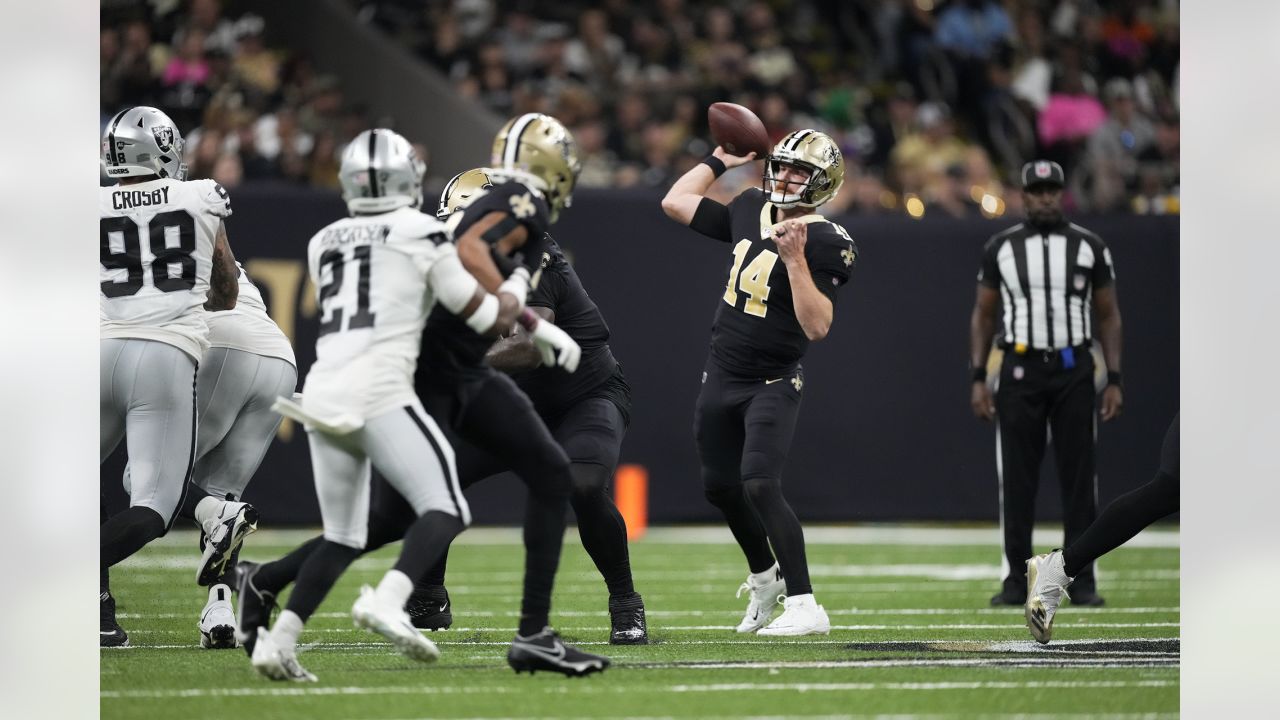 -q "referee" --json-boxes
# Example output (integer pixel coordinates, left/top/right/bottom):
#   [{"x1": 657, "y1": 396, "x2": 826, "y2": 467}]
[{"x1": 969, "y1": 160, "x2": 1124, "y2": 607}]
